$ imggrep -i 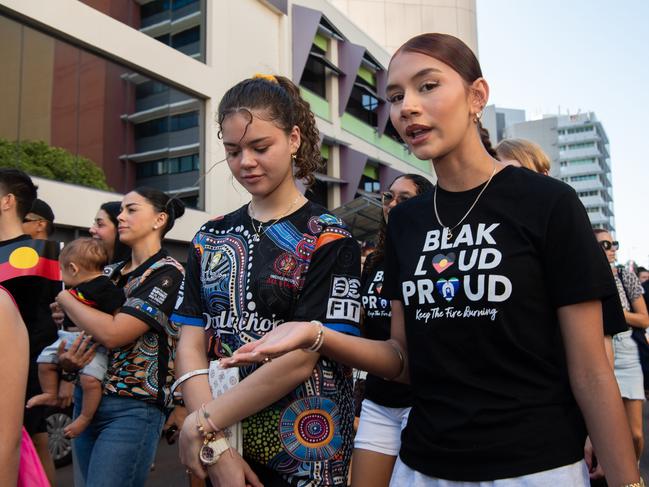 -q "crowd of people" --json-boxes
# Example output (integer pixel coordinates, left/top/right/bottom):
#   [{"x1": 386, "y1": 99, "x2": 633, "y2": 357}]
[{"x1": 2, "y1": 32, "x2": 647, "y2": 487}]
